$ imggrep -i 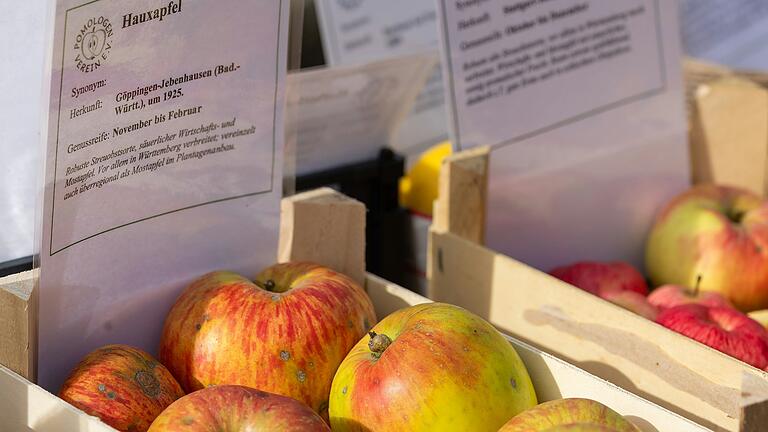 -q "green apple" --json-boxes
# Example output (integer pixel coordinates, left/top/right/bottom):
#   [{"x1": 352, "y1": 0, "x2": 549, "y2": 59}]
[{"x1": 329, "y1": 303, "x2": 537, "y2": 431}]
